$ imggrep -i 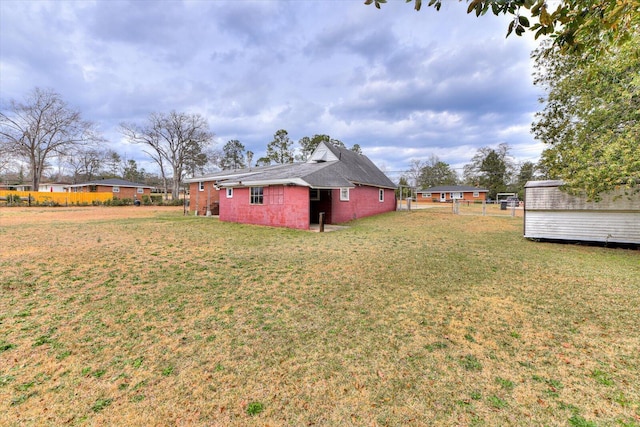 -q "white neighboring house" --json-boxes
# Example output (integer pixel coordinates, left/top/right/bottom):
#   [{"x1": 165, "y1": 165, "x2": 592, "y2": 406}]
[
  {"x1": 524, "y1": 180, "x2": 640, "y2": 245},
  {"x1": 39, "y1": 183, "x2": 68, "y2": 192}
]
